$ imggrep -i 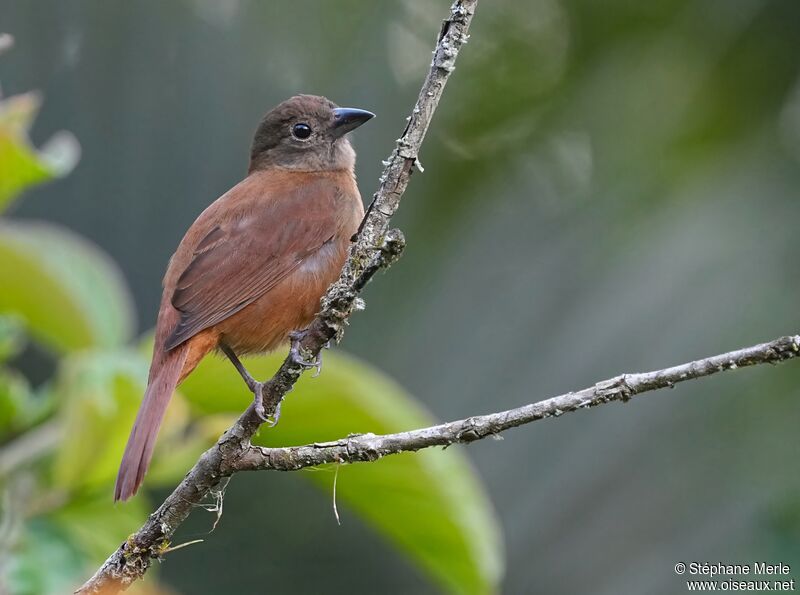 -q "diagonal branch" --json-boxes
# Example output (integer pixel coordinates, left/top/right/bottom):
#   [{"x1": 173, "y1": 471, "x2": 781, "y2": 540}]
[
  {"x1": 233, "y1": 334, "x2": 800, "y2": 472},
  {"x1": 76, "y1": 1, "x2": 478, "y2": 592}
]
